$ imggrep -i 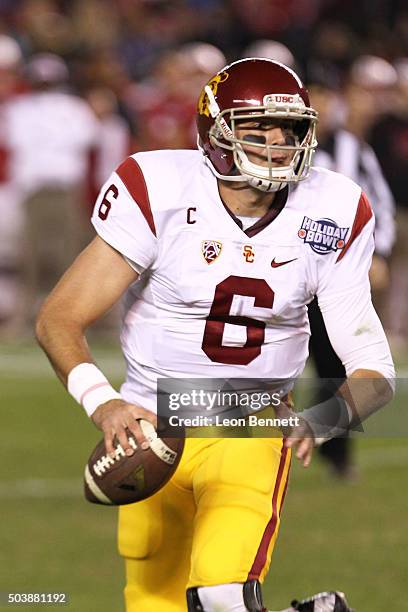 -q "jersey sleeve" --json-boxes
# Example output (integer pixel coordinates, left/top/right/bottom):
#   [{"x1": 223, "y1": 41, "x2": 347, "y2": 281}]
[
  {"x1": 91, "y1": 156, "x2": 158, "y2": 272},
  {"x1": 316, "y1": 192, "x2": 395, "y2": 379}
]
